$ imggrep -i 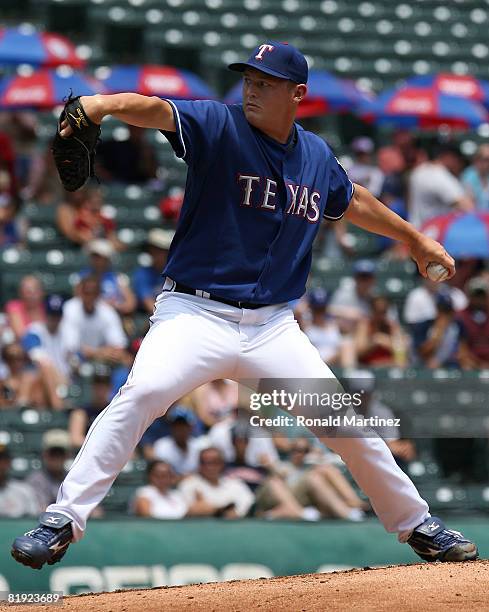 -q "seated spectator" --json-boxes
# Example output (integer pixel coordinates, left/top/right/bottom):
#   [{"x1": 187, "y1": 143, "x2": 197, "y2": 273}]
[
  {"x1": 304, "y1": 288, "x2": 354, "y2": 367},
  {"x1": 0, "y1": 129, "x2": 18, "y2": 201},
  {"x1": 378, "y1": 131, "x2": 426, "y2": 174},
  {"x1": 347, "y1": 137, "x2": 384, "y2": 197},
  {"x1": 376, "y1": 175, "x2": 408, "y2": 257},
  {"x1": 0, "y1": 162, "x2": 20, "y2": 249},
  {"x1": 5, "y1": 275, "x2": 46, "y2": 340},
  {"x1": 348, "y1": 372, "x2": 416, "y2": 471},
  {"x1": 403, "y1": 277, "x2": 468, "y2": 337},
  {"x1": 225, "y1": 421, "x2": 270, "y2": 491},
  {"x1": 0, "y1": 112, "x2": 37, "y2": 191},
  {"x1": 132, "y1": 460, "x2": 201, "y2": 519},
  {"x1": 355, "y1": 295, "x2": 408, "y2": 367},
  {"x1": 133, "y1": 228, "x2": 174, "y2": 313},
  {"x1": 192, "y1": 380, "x2": 238, "y2": 431},
  {"x1": 26, "y1": 429, "x2": 70, "y2": 511},
  {"x1": 178, "y1": 447, "x2": 254, "y2": 518},
  {"x1": 0, "y1": 341, "x2": 44, "y2": 408},
  {"x1": 139, "y1": 405, "x2": 173, "y2": 461},
  {"x1": 80, "y1": 239, "x2": 136, "y2": 316},
  {"x1": 96, "y1": 126, "x2": 158, "y2": 185},
  {"x1": 22, "y1": 294, "x2": 71, "y2": 410},
  {"x1": 61, "y1": 276, "x2": 127, "y2": 365},
  {"x1": 208, "y1": 408, "x2": 279, "y2": 468},
  {"x1": 24, "y1": 146, "x2": 65, "y2": 205},
  {"x1": 110, "y1": 337, "x2": 142, "y2": 400},
  {"x1": 0, "y1": 444, "x2": 38, "y2": 517},
  {"x1": 458, "y1": 277, "x2": 489, "y2": 369},
  {"x1": 153, "y1": 406, "x2": 209, "y2": 477},
  {"x1": 408, "y1": 144, "x2": 473, "y2": 229},
  {"x1": 69, "y1": 364, "x2": 113, "y2": 449},
  {"x1": 416, "y1": 293, "x2": 461, "y2": 368},
  {"x1": 57, "y1": 187, "x2": 120, "y2": 249},
  {"x1": 227, "y1": 424, "x2": 320, "y2": 520},
  {"x1": 269, "y1": 438, "x2": 366, "y2": 521},
  {"x1": 462, "y1": 144, "x2": 489, "y2": 211},
  {"x1": 328, "y1": 259, "x2": 377, "y2": 327}
]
